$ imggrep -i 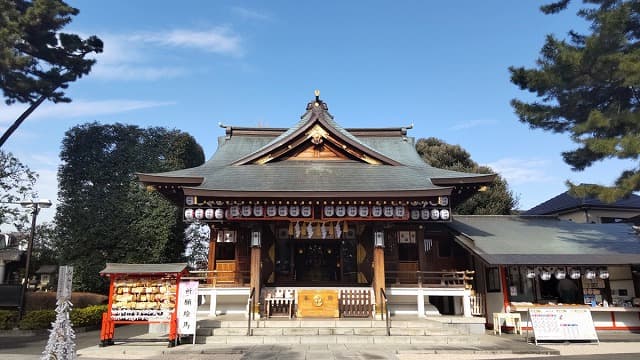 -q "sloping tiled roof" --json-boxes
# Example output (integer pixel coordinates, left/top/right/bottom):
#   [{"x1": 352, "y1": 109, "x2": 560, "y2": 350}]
[
  {"x1": 138, "y1": 97, "x2": 494, "y2": 196},
  {"x1": 524, "y1": 191, "x2": 640, "y2": 215},
  {"x1": 448, "y1": 215, "x2": 640, "y2": 265},
  {"x1": 100, "y1": 263, "x2": 188, "y2": 275}
]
